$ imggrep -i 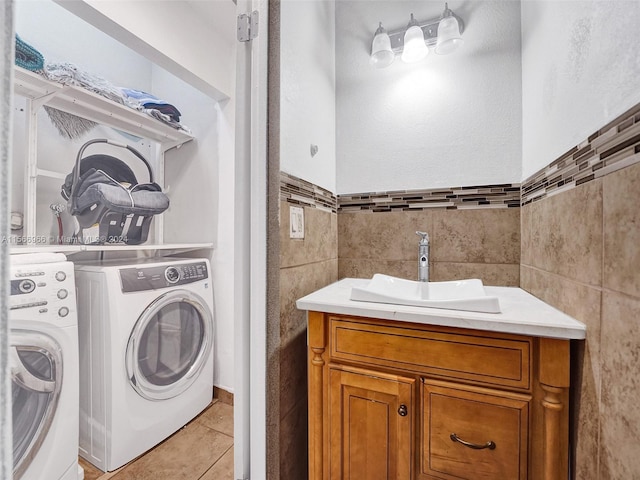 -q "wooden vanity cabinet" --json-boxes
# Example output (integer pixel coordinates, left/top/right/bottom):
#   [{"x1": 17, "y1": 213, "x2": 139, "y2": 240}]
[{"x1": 308, "y1": 311, "x2": 571, "y2": 480}]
